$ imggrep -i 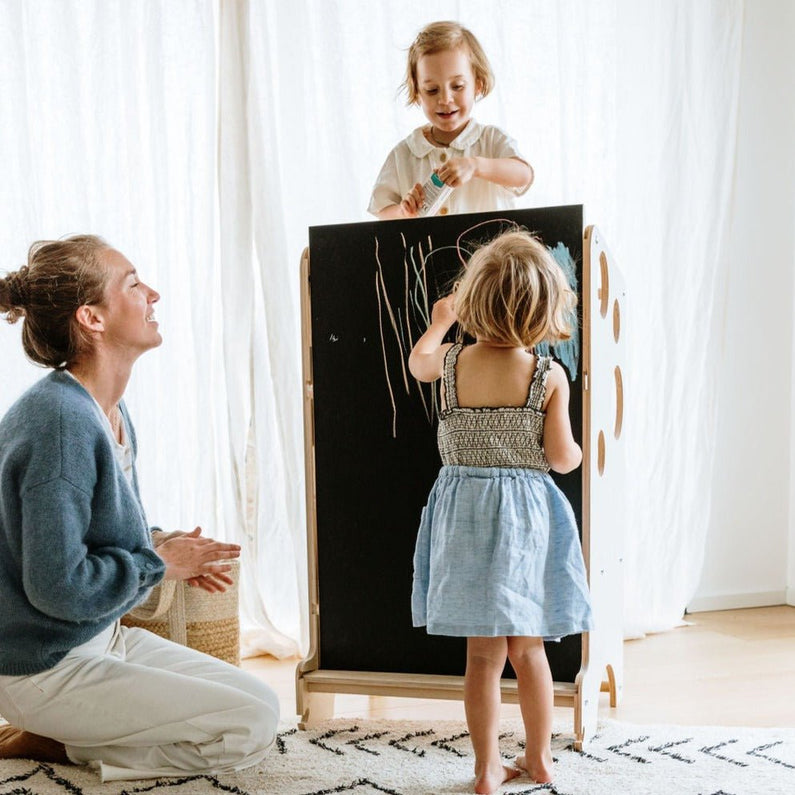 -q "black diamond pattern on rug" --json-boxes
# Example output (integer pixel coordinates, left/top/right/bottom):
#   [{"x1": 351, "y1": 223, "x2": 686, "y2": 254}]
[{"x1": 1, "y1": 718, "x2": 793, "y2": 794}]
